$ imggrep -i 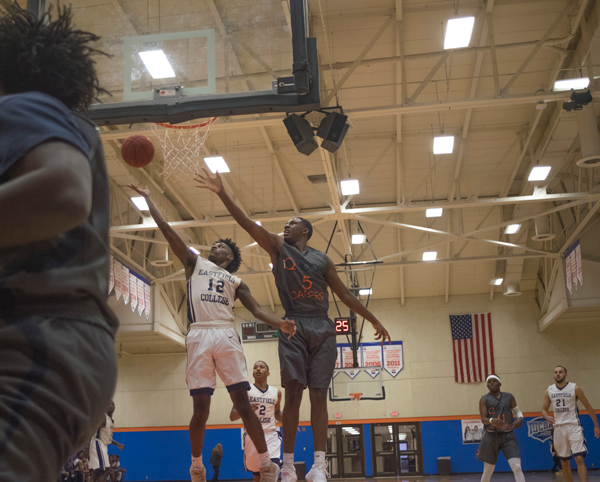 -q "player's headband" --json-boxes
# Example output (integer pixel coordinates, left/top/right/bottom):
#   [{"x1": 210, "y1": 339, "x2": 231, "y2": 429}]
[{"x1": 486, "y1": 375, "x2": 501, "y2": 382}]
